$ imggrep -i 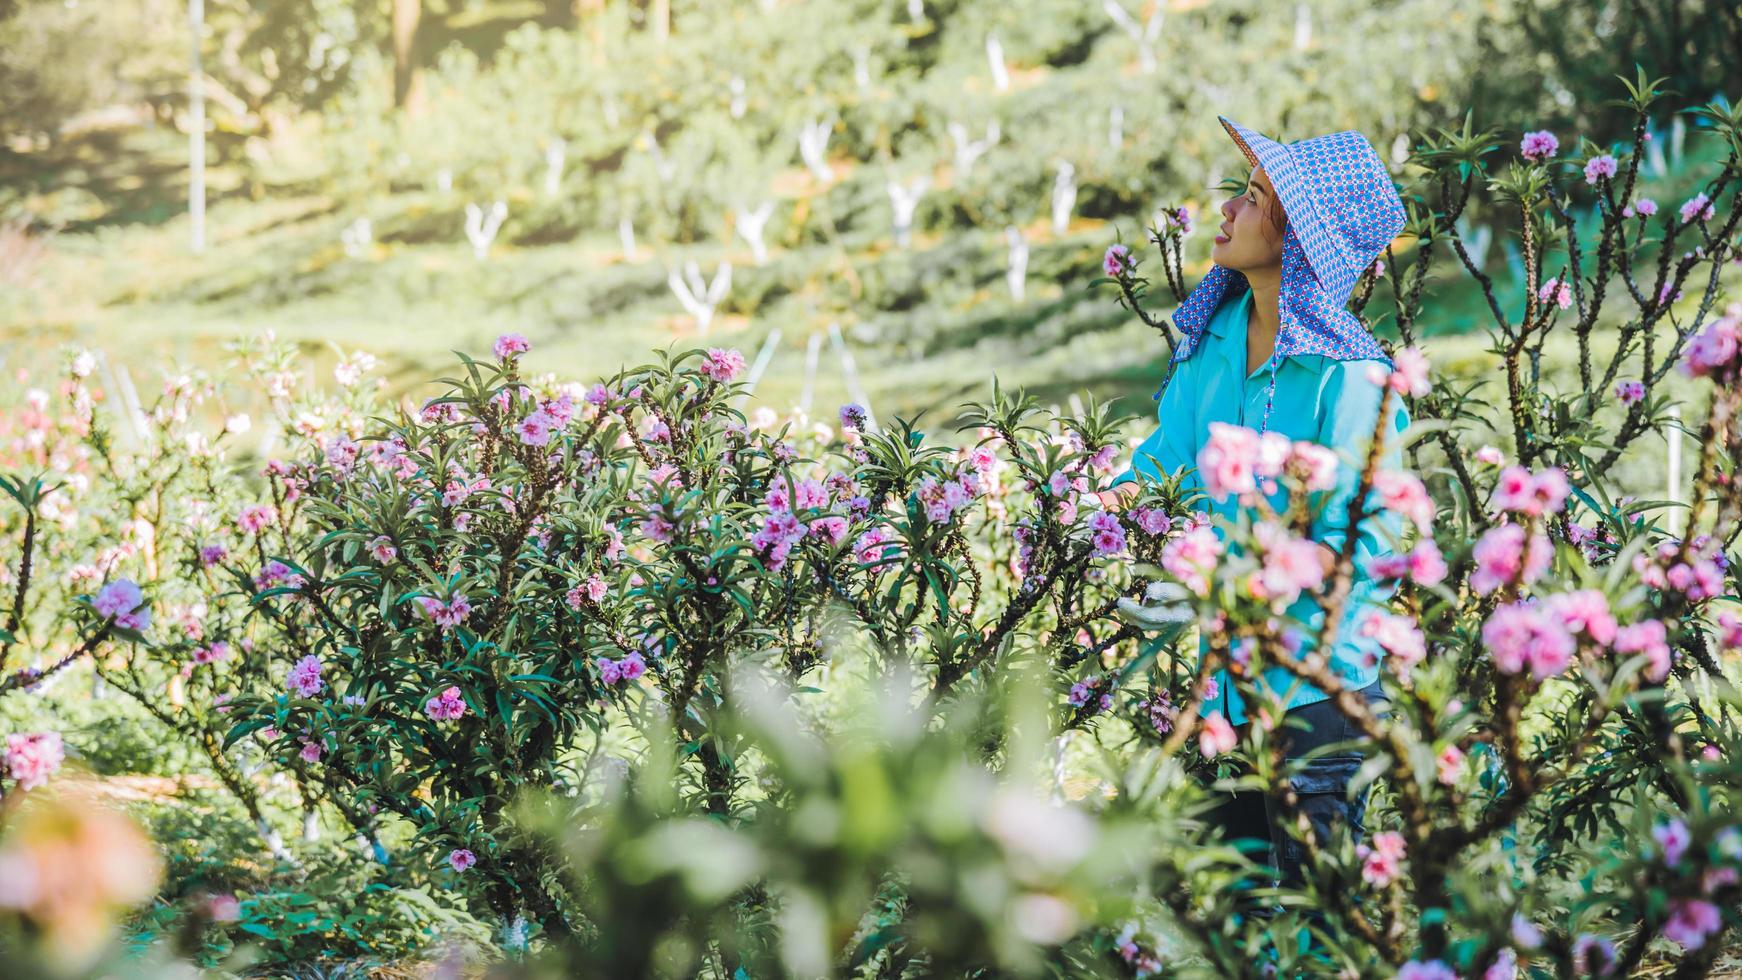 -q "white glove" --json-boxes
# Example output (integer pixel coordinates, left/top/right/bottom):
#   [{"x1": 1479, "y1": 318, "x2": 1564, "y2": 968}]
[{"x1": 1115, "y1": 581, "x2": 1195, "y2": 636}]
